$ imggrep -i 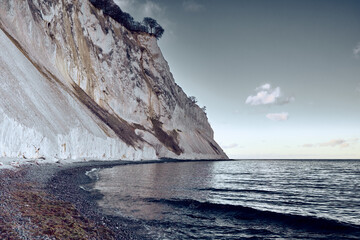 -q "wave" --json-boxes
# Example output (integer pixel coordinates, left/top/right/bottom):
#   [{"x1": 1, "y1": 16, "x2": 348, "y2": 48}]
[
  {"x1": 145, "y1": 197, "x2": 360, "y2": 234},
  {"x1": 85, "y1": 168, "x2": 100, "y2": 180},
  {"x1": 196, "y1": 187, "x2": 282, "y2": 195}
]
